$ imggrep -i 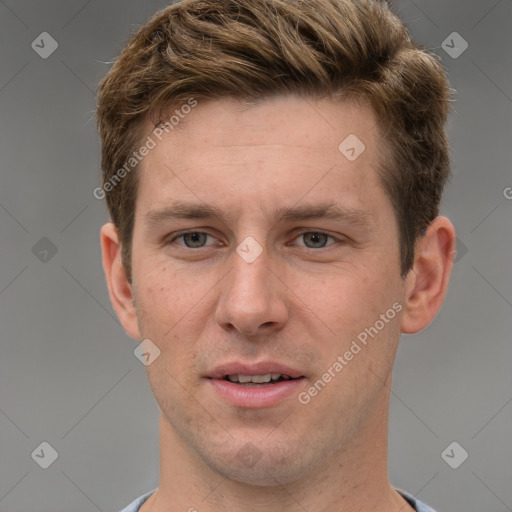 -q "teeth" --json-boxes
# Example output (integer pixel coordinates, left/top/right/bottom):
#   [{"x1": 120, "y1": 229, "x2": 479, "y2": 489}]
[
  {"x1": 251, "y1": 374, "x2": 272, "y2": 383},
  {"x1": 227, "y1": 373, "x2": 291, "y2": 383}
]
